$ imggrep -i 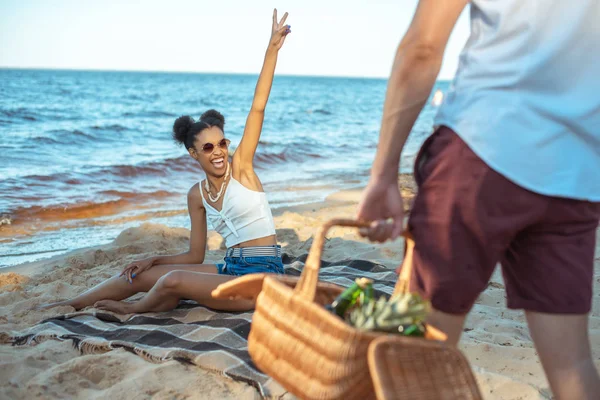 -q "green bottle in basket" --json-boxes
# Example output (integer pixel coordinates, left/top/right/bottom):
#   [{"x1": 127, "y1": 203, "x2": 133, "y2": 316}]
[
  {"x1": 325, "y1": 277, "x2": 373, "y2": 318},
  {"x1": 360, "y1": 280, "x2": 375, "y2": 305},
  {"x1": 398, "y1": 322, "x2": 426, "y2": 337}
]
